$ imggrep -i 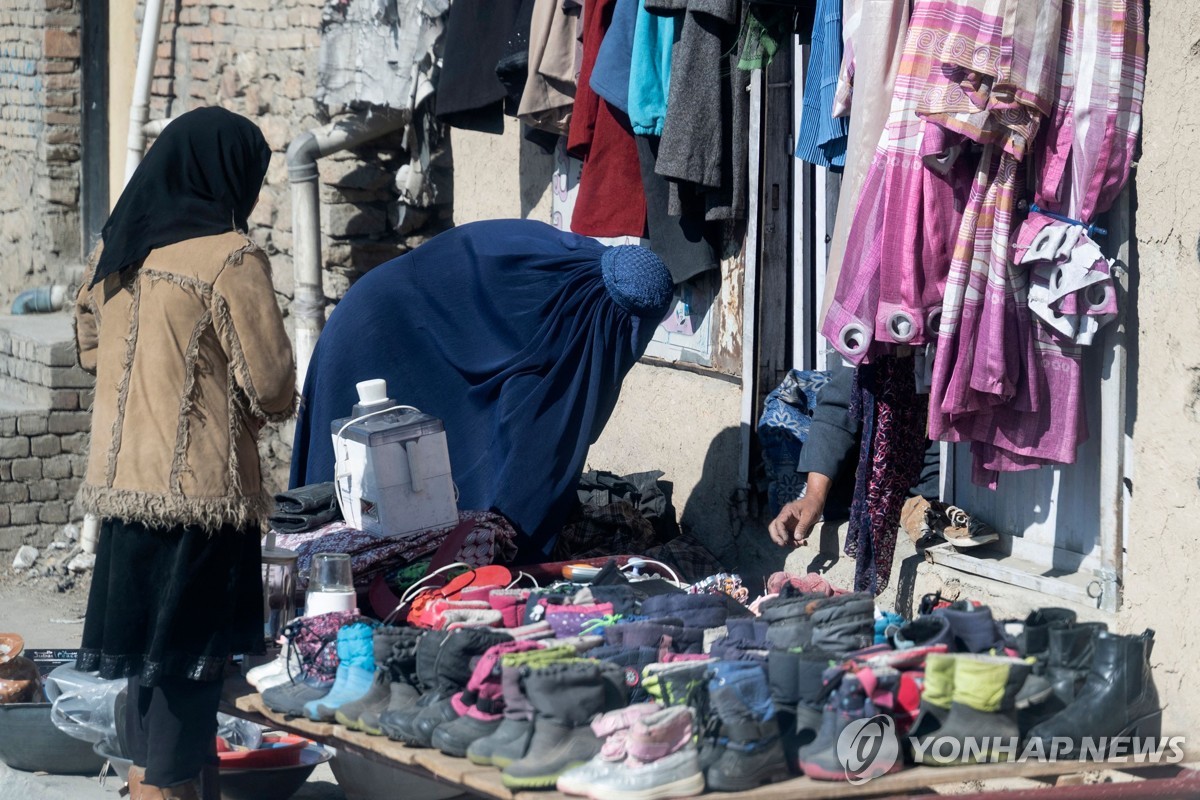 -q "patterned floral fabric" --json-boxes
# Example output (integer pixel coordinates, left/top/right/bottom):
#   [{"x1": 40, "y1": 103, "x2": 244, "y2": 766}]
[
  {"x1": 847, "y1": 356, "x2": 928, "y2": 595},
  {"x1": 757, "y1": 369, "x2": 832, "y2": 517},
  {"x1": 274, "y1": 510, "x2": 518, "y2": 591}
]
